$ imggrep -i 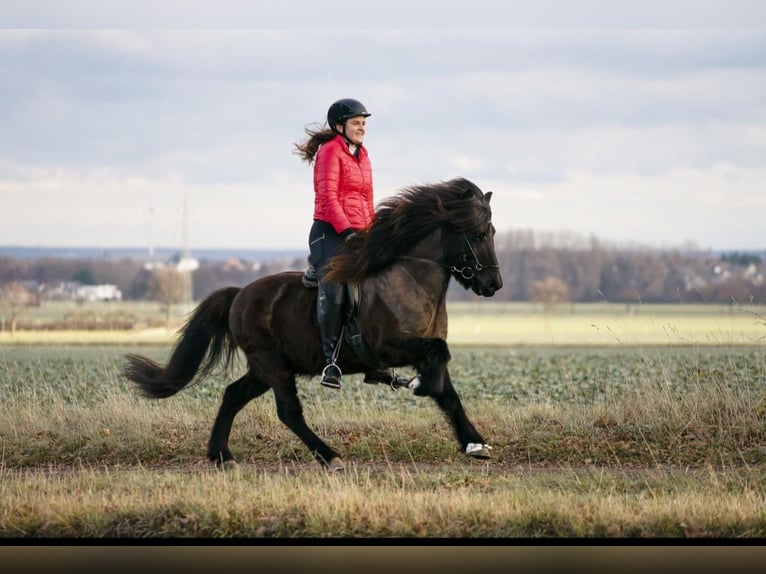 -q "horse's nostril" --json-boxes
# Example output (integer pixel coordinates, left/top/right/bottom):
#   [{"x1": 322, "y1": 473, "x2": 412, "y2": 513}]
[{"x1": 485, "y1": 278, "x2": 502, "y2": 295}]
